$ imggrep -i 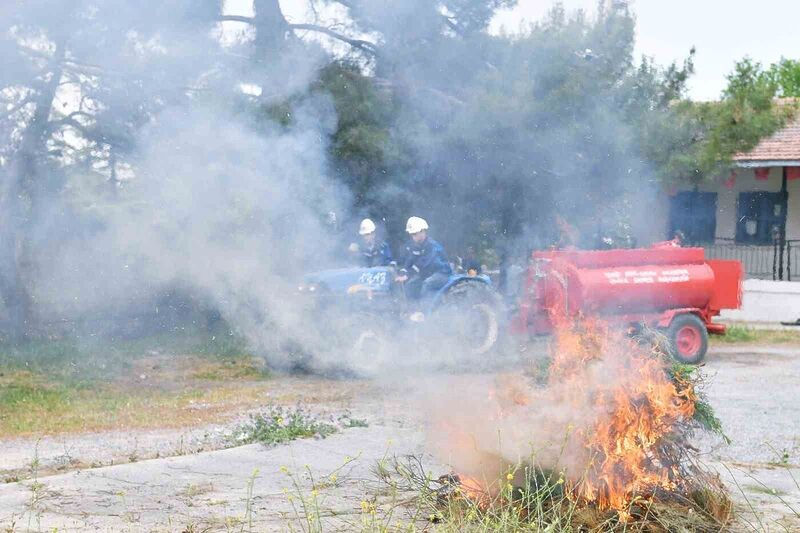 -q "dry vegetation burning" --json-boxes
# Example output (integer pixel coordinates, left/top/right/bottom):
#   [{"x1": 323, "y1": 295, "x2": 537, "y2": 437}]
[{"x1": 414, "y1": 318, "x2": 732, "y2": 531}]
